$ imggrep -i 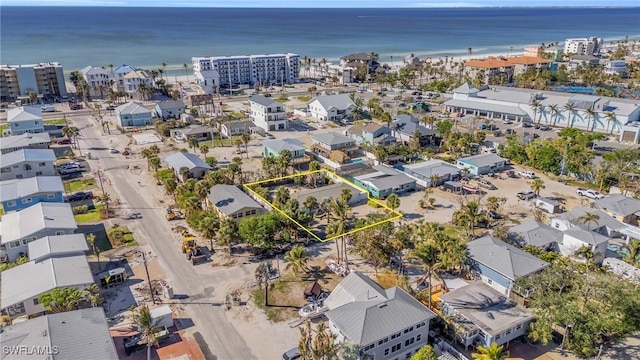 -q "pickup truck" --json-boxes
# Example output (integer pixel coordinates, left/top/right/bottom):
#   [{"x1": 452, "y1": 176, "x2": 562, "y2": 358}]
[{"x1": 576, "y1": 188, "x2": 604, "y2": 199}]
